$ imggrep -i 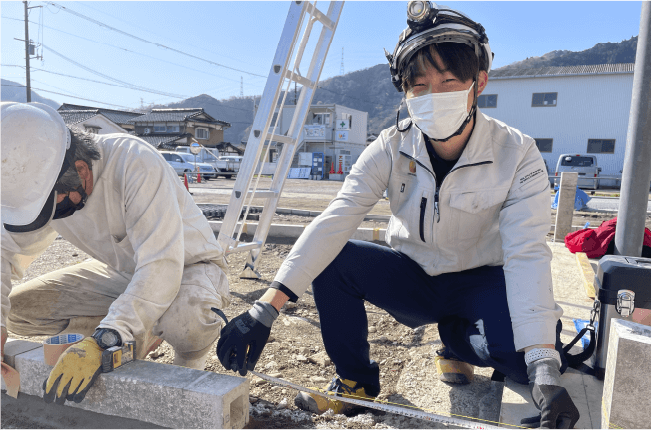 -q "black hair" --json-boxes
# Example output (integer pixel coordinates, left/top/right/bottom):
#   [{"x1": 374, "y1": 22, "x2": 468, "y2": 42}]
[
  {"x1": 54, "y1": 127, "x2": 101, "y2": 193},
  {"x1": 401, "y1": 42, "x2": 486, "y2": 92}
]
